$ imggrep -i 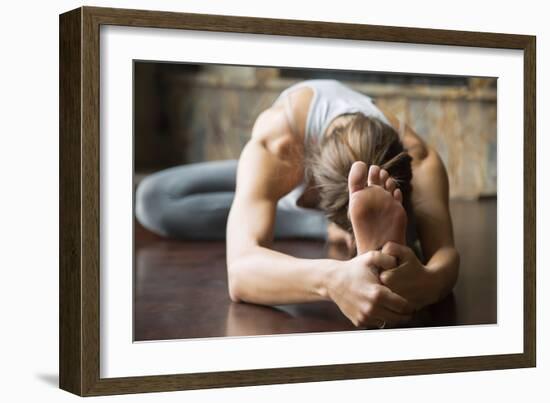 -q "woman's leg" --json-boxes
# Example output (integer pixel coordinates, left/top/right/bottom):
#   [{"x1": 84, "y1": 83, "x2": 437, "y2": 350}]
[
  {"x1": 135, "y1": 160, "x2": 238, "y2": 240},
  {"x1": 135, "y1": 159, "x2": 328, "y2": 241},
  {"x1": 273, "y1": 207, "x2": 328, "y2": 241}
]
